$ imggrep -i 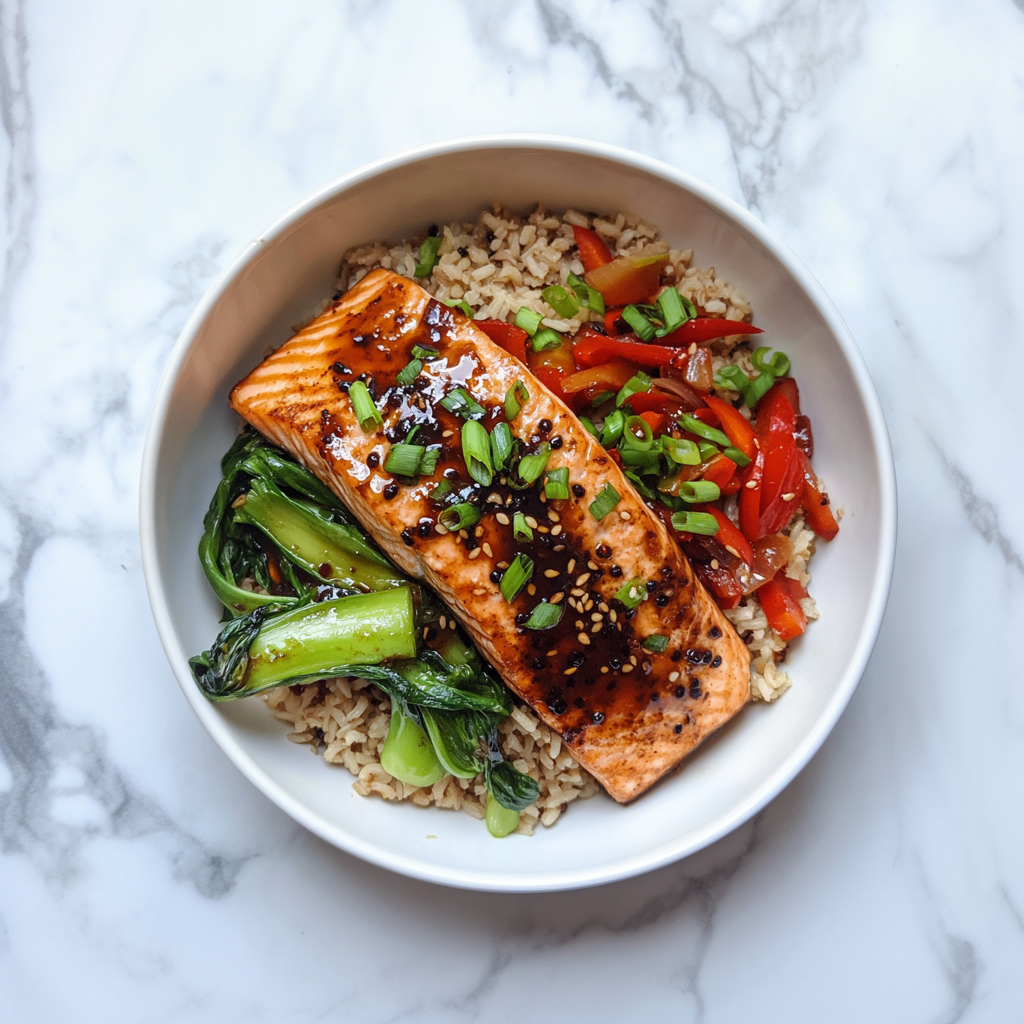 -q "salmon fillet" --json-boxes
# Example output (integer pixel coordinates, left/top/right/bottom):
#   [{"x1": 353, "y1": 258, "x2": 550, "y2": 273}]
[{"x1": 230, "y1": 269, "x2": 750, "y2": 802}]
